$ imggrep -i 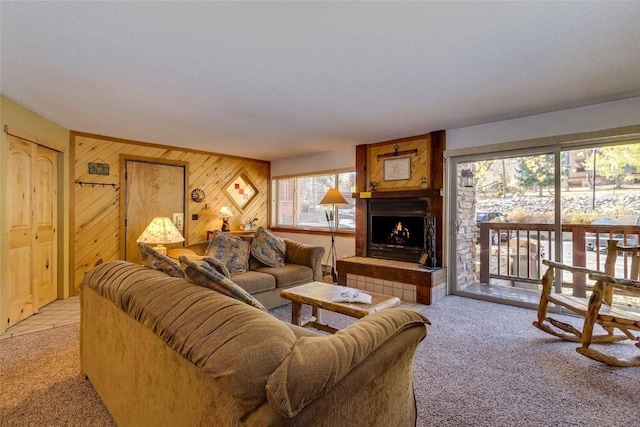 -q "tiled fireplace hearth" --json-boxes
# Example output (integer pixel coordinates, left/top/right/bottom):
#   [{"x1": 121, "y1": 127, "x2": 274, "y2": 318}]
[{"x1": 337, "y1": 256, "x2": 447, "y2": 305}]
